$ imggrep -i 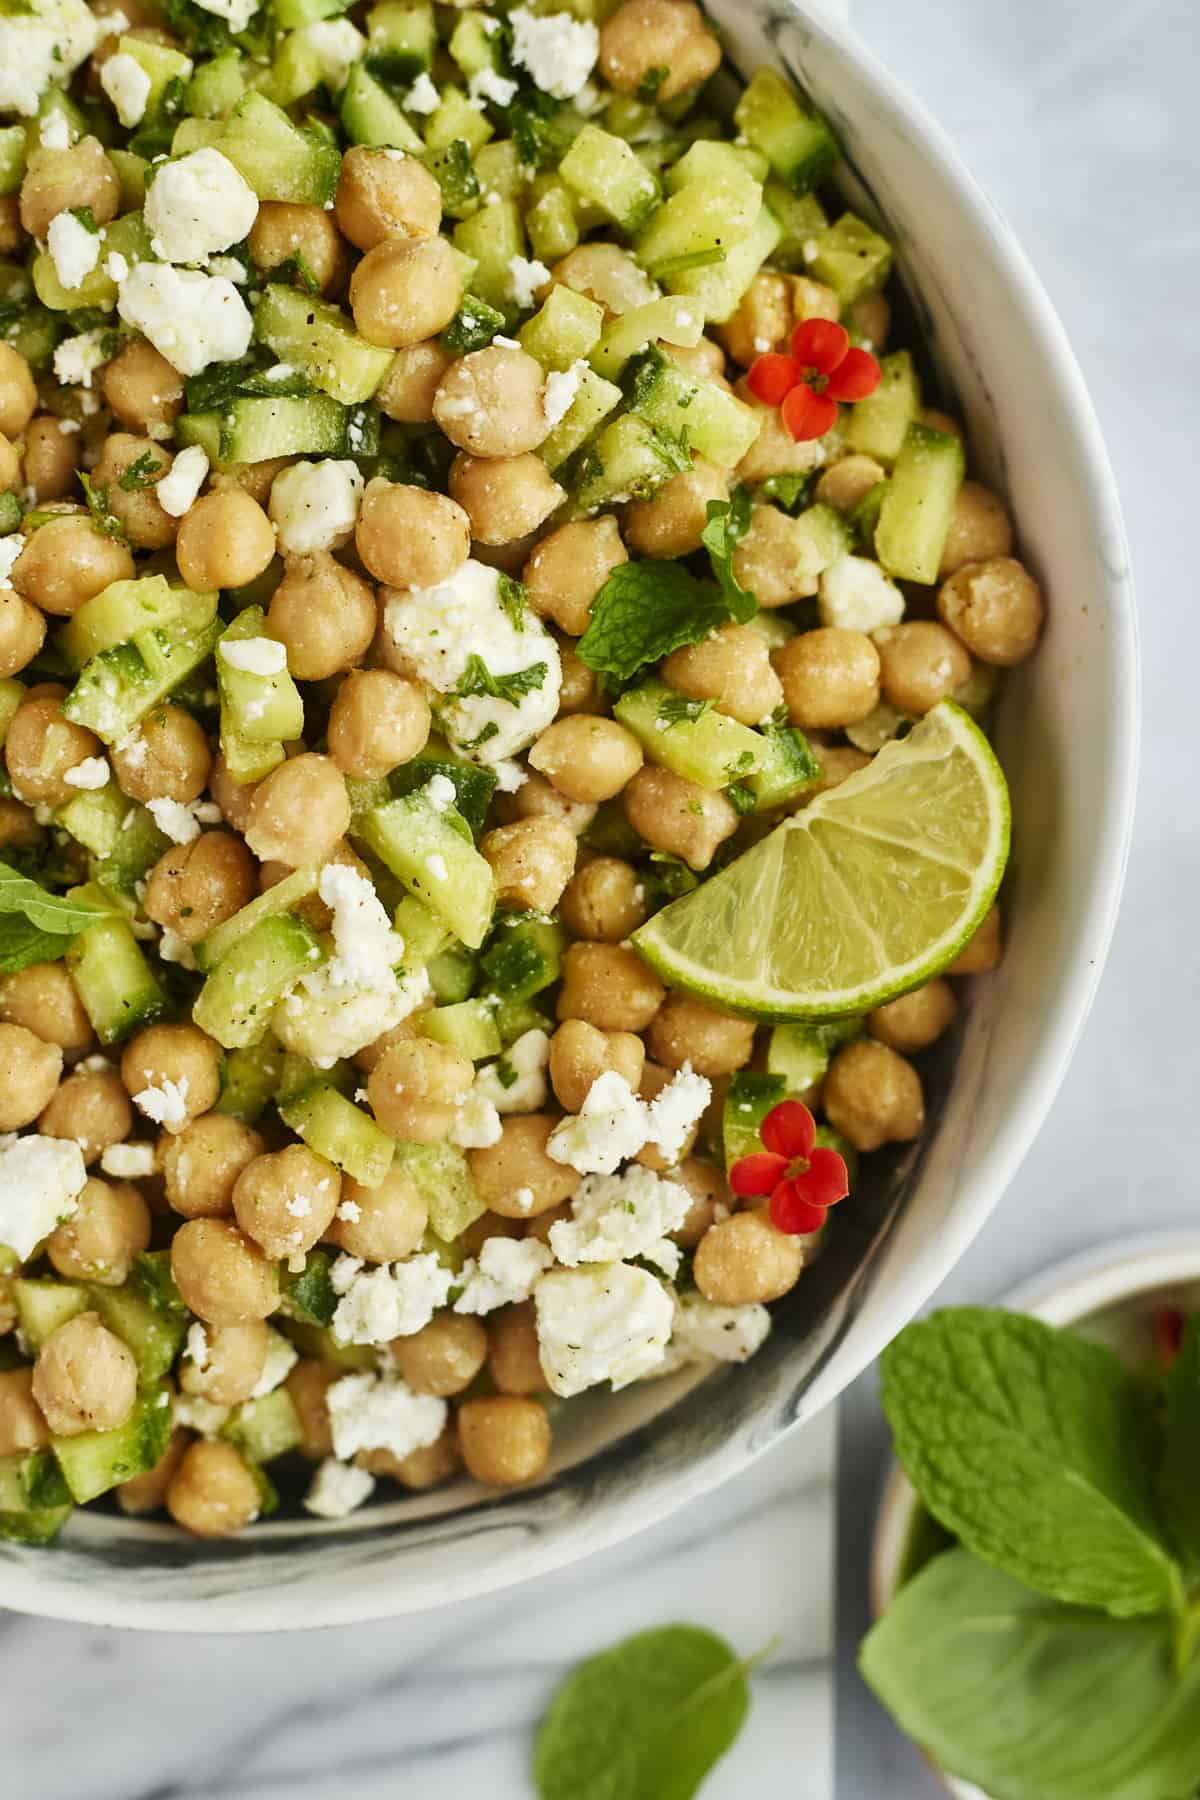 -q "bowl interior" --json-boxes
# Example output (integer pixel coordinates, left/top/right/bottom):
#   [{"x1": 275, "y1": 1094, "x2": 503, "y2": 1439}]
[{"x1": 0, "y1": 4, "x2": 1137, "y2": 1628}]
